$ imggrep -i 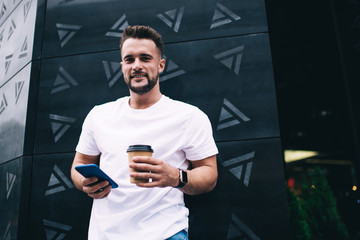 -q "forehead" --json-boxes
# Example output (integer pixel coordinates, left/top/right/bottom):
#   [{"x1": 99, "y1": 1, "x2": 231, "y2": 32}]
[{"x1": 121, "y1": 38, "x2": 159, "y2": 57}]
